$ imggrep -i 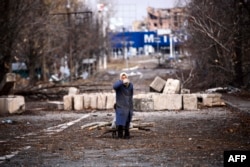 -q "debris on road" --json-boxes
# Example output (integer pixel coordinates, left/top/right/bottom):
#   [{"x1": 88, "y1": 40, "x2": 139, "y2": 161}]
[{"x1": 81, "y1": 119, "x2": 155, "y2": 137}]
